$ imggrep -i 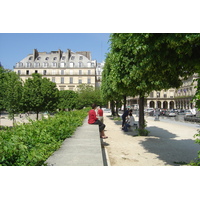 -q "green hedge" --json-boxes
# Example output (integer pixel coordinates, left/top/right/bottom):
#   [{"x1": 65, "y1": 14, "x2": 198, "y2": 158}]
[{"x1": 0, "y1": 108, "x2": 89, "y2": 166}]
